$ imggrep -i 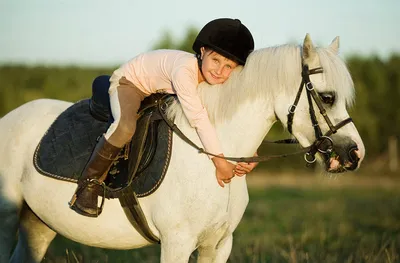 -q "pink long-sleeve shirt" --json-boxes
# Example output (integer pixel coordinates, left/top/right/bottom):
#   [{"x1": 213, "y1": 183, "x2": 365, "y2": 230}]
[{"x1": 109, "y1": 49, "x2": 222, "y2": 155}]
